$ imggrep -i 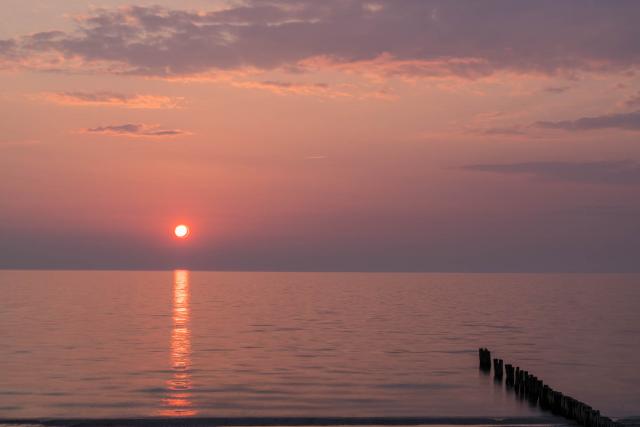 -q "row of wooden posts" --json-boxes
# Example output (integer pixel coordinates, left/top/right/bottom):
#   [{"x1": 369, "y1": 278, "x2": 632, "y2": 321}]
[{"x1": 478, "y1": 348, "x2": 620, "y2": 427}]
